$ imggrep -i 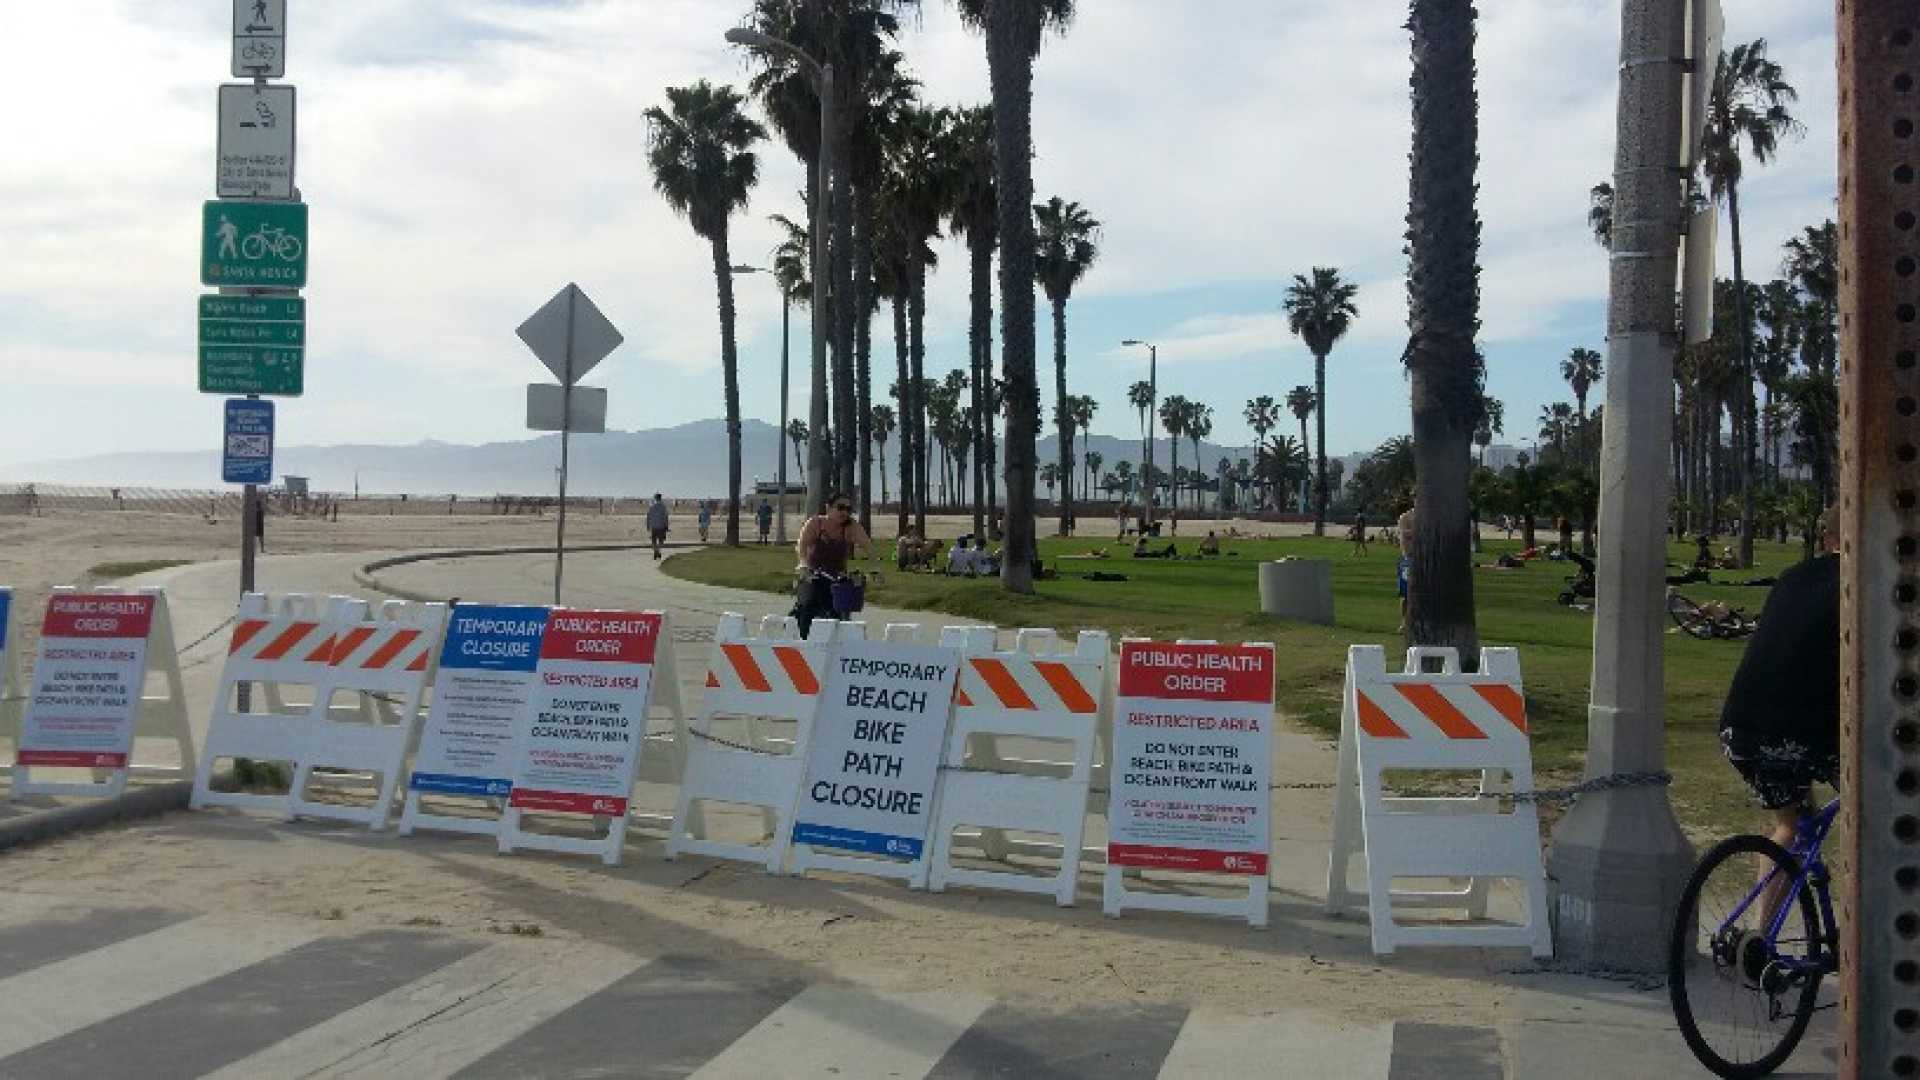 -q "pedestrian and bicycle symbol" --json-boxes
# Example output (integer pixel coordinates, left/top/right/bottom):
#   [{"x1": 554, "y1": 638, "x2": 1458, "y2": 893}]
[{"x1": 202, "y1": 200, "x2": 306, "y2": 287}]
